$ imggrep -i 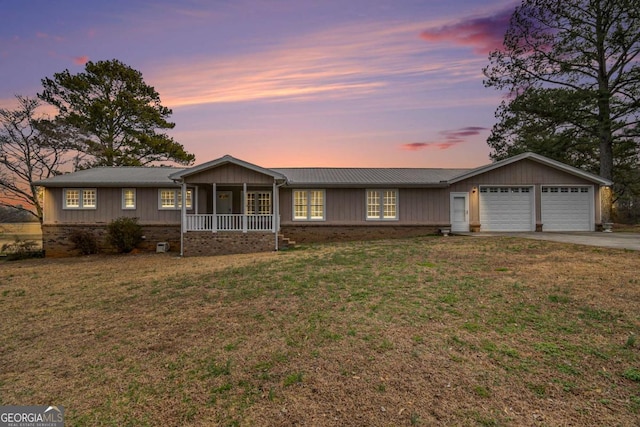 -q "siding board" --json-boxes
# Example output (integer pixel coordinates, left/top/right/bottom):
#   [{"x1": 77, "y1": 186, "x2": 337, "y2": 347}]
[
  {"x1": 450, "y1": 159, "x2": 602, "y2": 227},
  {"x1": 280, "y1": 187, "x2": 450, "y2": 225},
  {"x1": 184, "y1": 163, "x2": 275, "y2": 185},
  {"x1": 43, "y1": 187, "x2": 184, "y2": 225}
]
